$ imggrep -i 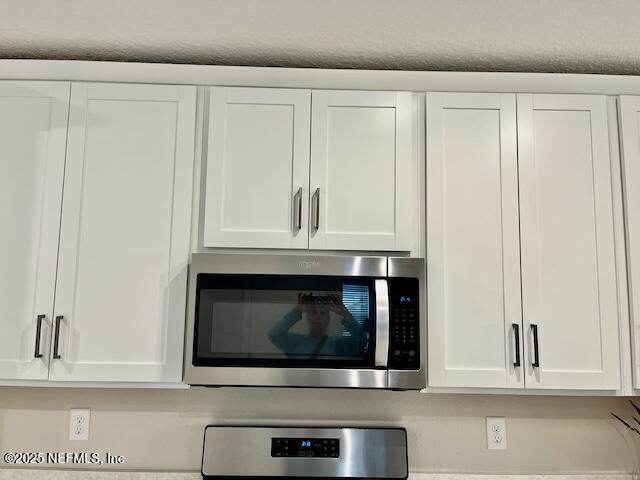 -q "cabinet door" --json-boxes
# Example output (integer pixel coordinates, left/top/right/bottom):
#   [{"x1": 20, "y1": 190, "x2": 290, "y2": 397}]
[
  {"x1": 309, "y1": 91, "x2": 413, "y2": 251},
  {"x1": 49, "y1": 83, "x2": 196, "y2": 383},
  {"x1": 426, "y1": 93, "x2": 523, "y2": 388},
  {"x1": 619, "y1": 96, "x2": 640, "y2": 388},
  {"x1": 518, "y1": 94, "x2": 620, "y2": 390},
  {"x1": 0, "y1": 81, "x2": 70, "y2": 380},
  {"x1": 203, "y1": 87, "x2": 311, "y2": 249}
]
